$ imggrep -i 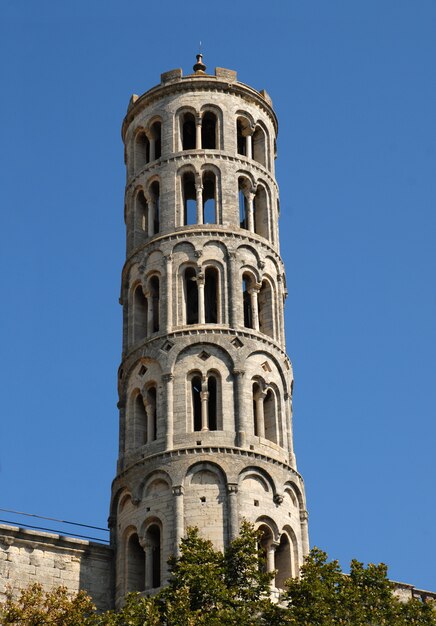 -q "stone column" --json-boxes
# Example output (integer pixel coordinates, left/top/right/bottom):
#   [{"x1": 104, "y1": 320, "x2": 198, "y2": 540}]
[
  {"x1": 197, "y1": 272, "x2": 205, "y2": 324},
  {"x1": 200, "y1": 376, "x2": 209, "y2": 431},
  {"x1": 144, "y1": 399, "x2": 155, "y2": 443},
  {"x1": 172, "y1": 486, "x2": 184, "y2": 556},
  {"x1": 277, "y1": 274, "x2": 286, "y2": 346},
  {"x1": 144, "y1": 543, "x2": 153, "y2": 590},
  {"x1": 195, "y1": 116, "x2": 202, "y2": 150},
  {"x1": 249, "y1": 285, "x2": 260, "y2": 331},
  {"x1": 246, "y1": 132, "x2": 253, "y2": 160},
  {"x1": 227, "y1": 251, "x2": 241, "y2": 327},
  {"x1": 149, "y1": 137, "x2": 156, "y2": 162},
  {"x1": 233, "y1": 369, "x2": 246, "y2": 447},
  {"x1": 196, "y1": 183, "x2": 203, "y2": 224},
  {"x1": 227, "y1": 484, "x2": 239, "y2": 541},
  {"x1": 300, "y1": 510, "x2": 310, "y2": 558},
  {"x1": 246, "y1": 192, "x2": 255, "y2": 233},
  {"x1": 255, "y1": 390, "x2": 267, "y2": 438},
  {"x1": 284, "y1": 392, "x2": 296, "y2": 466},
  {"x1": 267, "y1": 542, "x2": 279, "y2": 588},
  {"x1": 163, "y1": 373, "x2": 174, "y2": 450},
  {"x1": 165, "y1": 254, "x2": 173, "y2": 332}
]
